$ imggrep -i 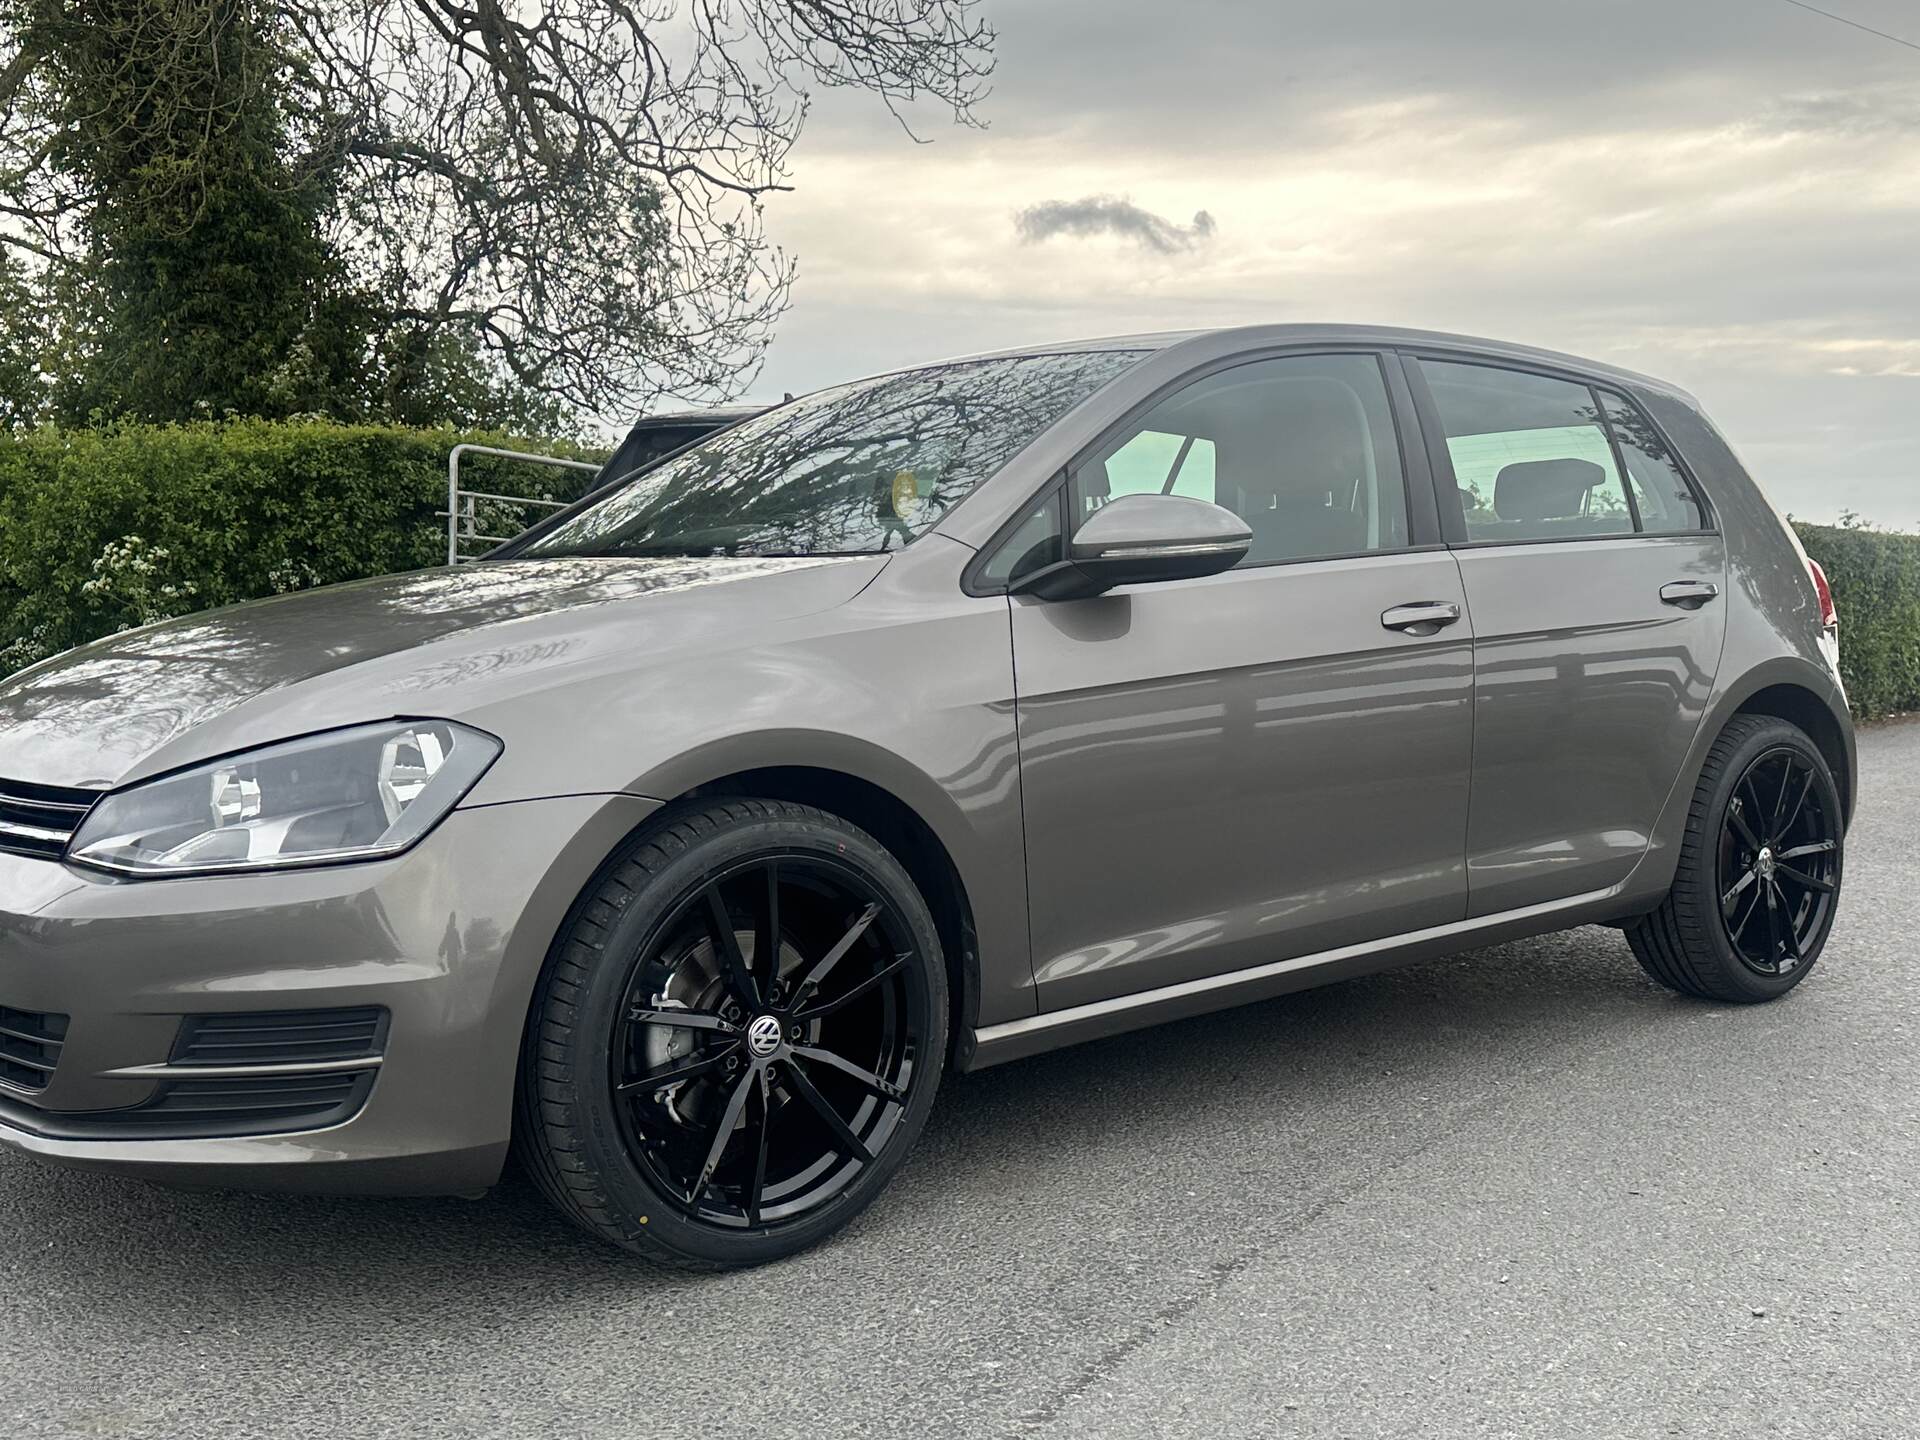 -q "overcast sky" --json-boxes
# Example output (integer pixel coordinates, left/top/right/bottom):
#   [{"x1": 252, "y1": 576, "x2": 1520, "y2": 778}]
[{"x1": 744, "y1": 0, "x2": 1920, "y2": 526}]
